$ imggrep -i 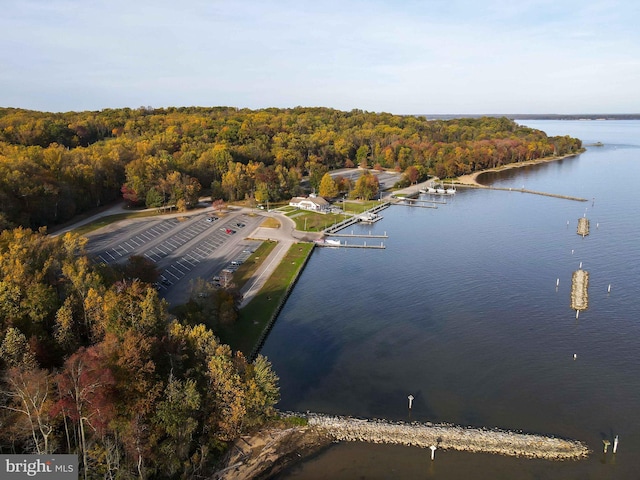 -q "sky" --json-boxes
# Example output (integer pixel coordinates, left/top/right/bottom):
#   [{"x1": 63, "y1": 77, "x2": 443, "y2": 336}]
[{"x1": 1, "y1": 0, "x2": 639, "y2": 114}]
